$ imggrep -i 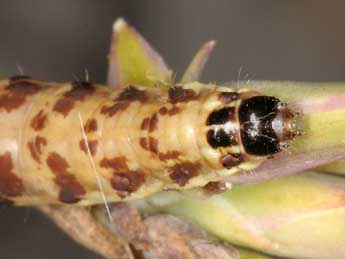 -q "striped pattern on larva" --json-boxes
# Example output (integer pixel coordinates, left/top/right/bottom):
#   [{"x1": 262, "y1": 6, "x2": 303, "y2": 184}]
[{"x1": 0, "y1": 76, "x2": 301, "y2": 206}]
